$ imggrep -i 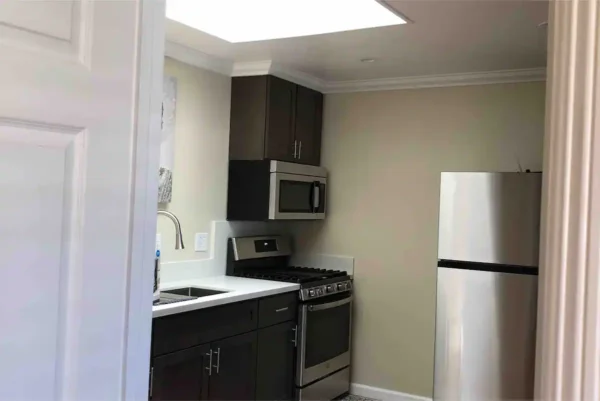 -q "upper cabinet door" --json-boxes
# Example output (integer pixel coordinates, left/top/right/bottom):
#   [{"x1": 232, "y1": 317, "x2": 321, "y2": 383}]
[
  {"x1": 265, "y1": 76, "x2": 297, "y2": 162},
  {"x1": 229, "y1": 75, "x2": 323, "y2": 165},
  {"x1": 294, "y1": 86, "x2": 323, "y2": 166},
  {"x1": 151, "y1": 344, "x2": 211, "y2": 401}
]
